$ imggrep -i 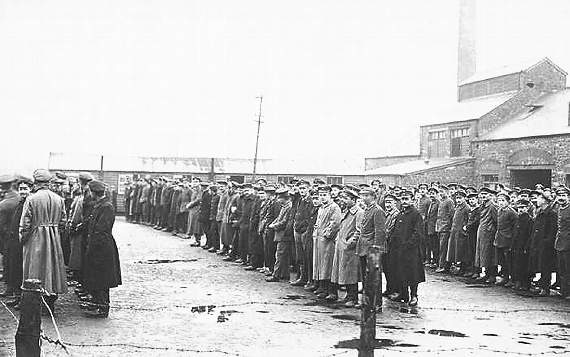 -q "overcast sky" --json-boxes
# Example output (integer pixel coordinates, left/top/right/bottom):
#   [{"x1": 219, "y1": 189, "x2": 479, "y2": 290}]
[{"x1": 0, "y1": 0, "x2": 569, "y2": 174}]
